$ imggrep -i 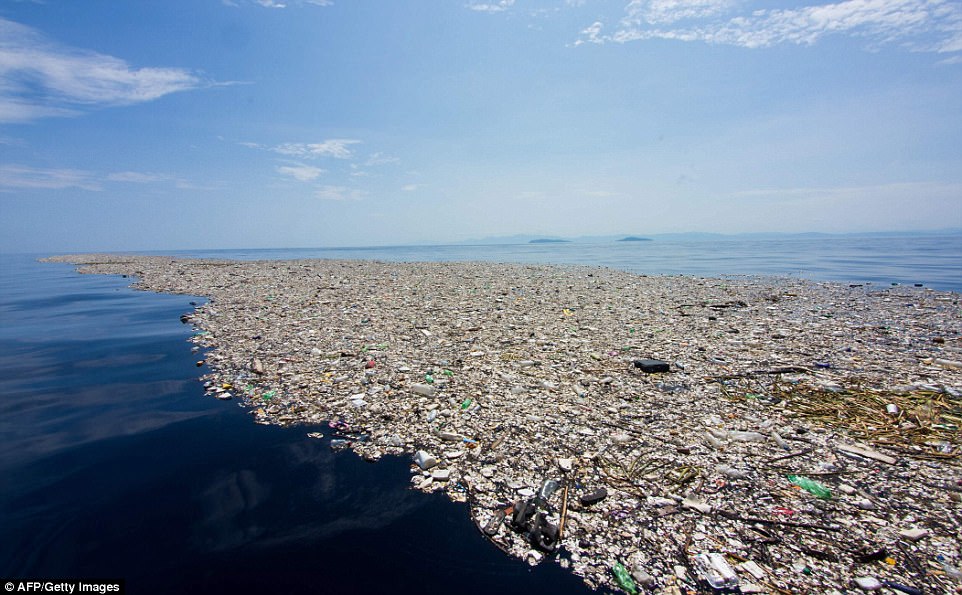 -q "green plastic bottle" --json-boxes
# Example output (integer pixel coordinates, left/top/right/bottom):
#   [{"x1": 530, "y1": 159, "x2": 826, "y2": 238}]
[
  {"x1": 611, "y1": 562, "x2": 638, "y2": 595},
  {"x1": 787, "y1": 474, "x2": 832, "y2": 499}
]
